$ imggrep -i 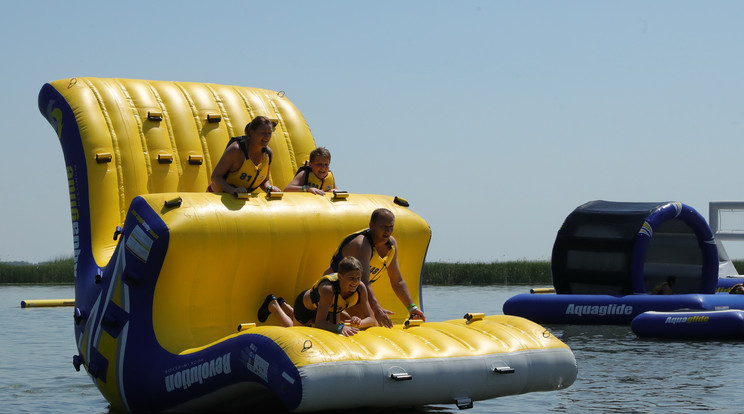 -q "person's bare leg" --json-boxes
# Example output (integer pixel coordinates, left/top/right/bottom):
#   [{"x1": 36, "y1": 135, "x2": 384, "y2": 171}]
[
  {"x1": 269, "y1": 300, "x2": 294, "y2": 327},
  {"x1": 279, "y1": 300, "x2": 295, "y2": 319}
]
